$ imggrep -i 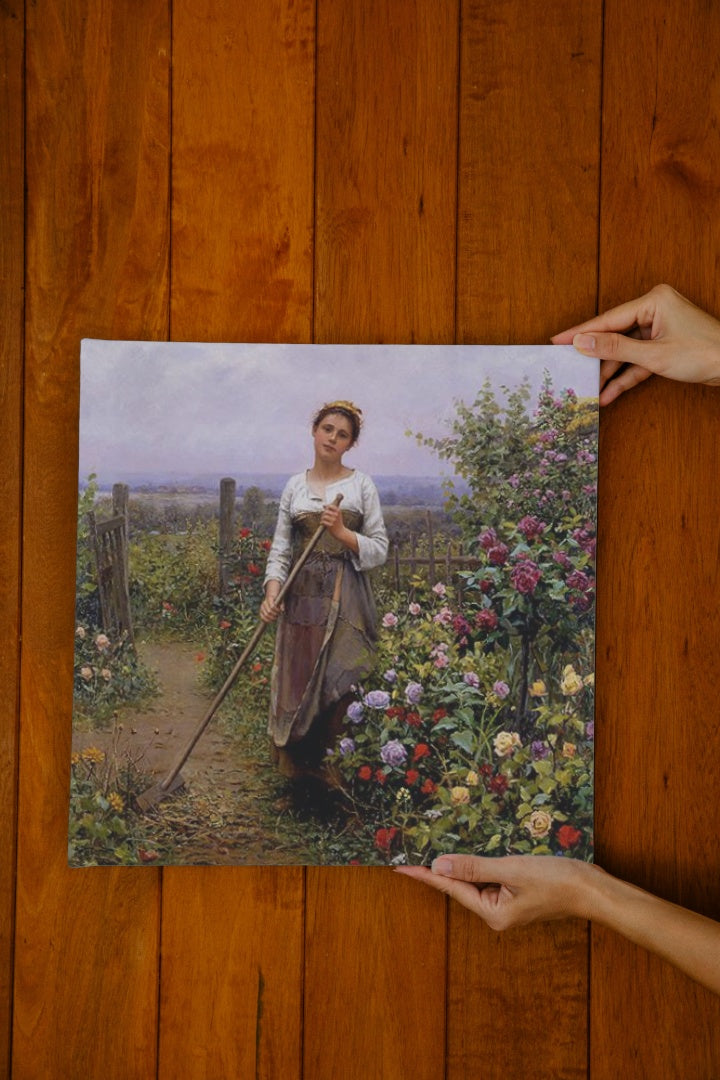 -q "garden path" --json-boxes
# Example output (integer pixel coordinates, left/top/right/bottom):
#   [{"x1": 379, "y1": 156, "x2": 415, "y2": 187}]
[{"x1": 73, "y1": 640, "x2": 298, "y2": 864}]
